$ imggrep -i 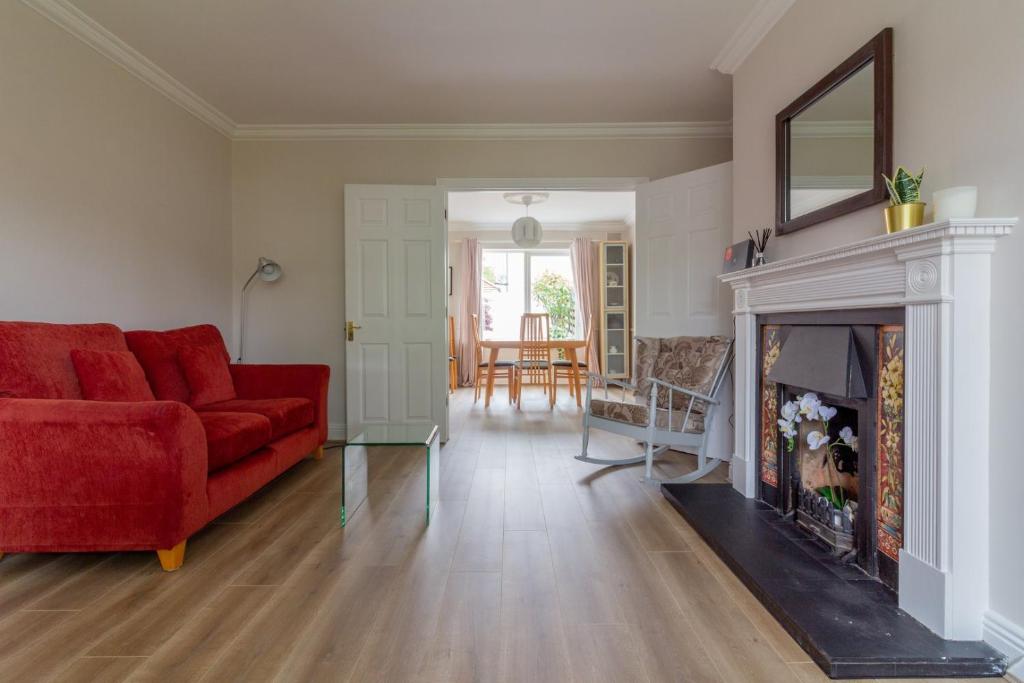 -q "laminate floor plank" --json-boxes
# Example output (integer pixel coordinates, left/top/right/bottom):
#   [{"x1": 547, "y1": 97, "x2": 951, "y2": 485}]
[
  {"x1": 130, "y1": 585, "x2": 276, "y2": 683},
  {"x1": 591, "y1": 521, "x2": 724, "y2": 682},
  {"x1": 652, "y1": 550, "x2": 796, "y2": 682},
  {"x1": 497, "y1": 530, "x2": 573, "y2": 683},
  {"x1": 52, "y1": 655, "x2": 145, "y2": 683},
  {"x1": 417, "y1": 570, "x2": 502, "y2": 683}
]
